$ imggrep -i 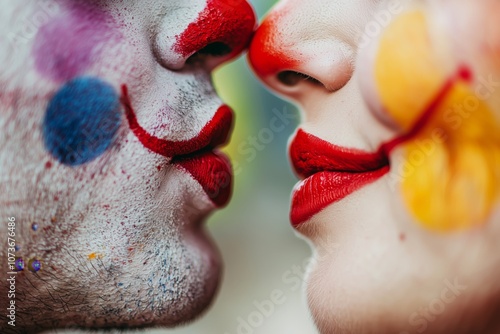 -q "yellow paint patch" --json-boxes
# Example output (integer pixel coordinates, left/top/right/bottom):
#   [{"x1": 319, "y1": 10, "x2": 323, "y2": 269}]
[
  {"x1": 88, "y1": 252, "x2": 104, "y2": 260},
  {"x1": 375, "y1": 11, "x2": 500, "y2": 231}
]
